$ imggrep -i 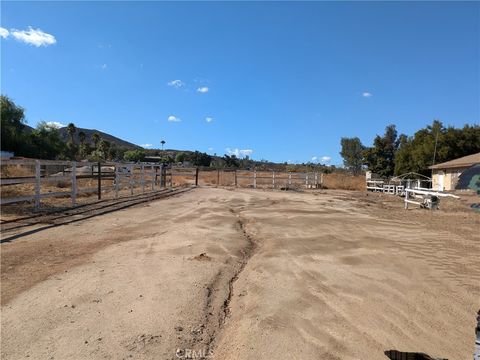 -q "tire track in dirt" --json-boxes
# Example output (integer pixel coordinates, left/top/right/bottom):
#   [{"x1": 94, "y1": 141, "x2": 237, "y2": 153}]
[{"x1": 176, "y1": 205, "x2": 259, "y2": 359}]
